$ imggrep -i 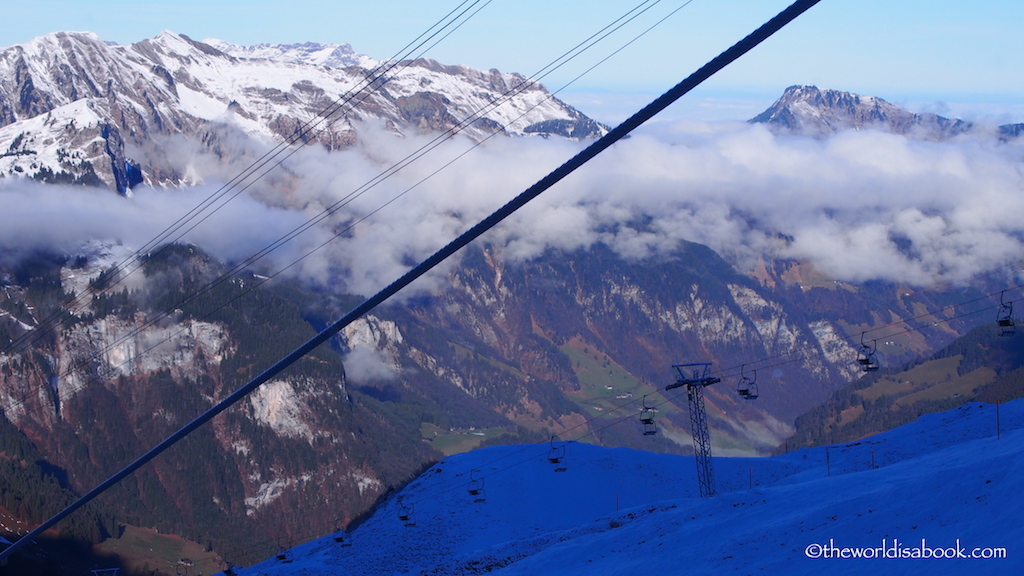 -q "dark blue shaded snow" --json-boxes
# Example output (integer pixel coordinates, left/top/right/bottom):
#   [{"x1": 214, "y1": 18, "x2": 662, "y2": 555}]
[{"x1": 232, "y1": 401, "x2": 1022, "y2": 575}]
